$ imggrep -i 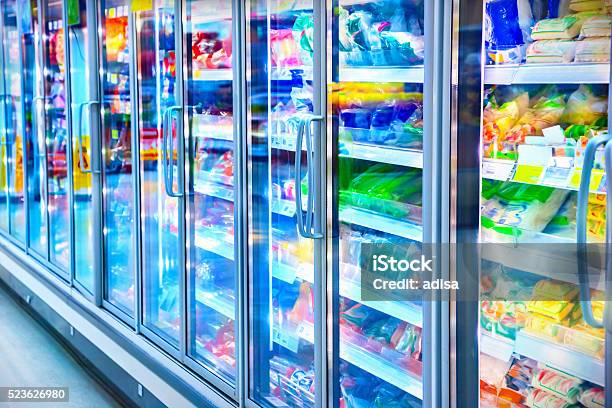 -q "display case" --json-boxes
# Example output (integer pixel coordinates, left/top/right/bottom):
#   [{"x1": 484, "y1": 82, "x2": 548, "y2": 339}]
[{"x1": 454, "y1": 0, "x2": 611, "y2": 406}]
